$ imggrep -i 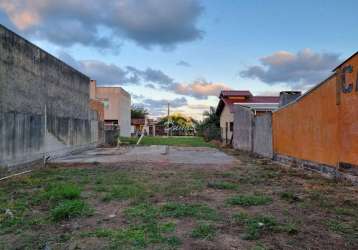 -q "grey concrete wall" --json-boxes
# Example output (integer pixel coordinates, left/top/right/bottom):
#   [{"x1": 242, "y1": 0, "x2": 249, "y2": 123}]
[
  {"x1": 0, "y1": 24, "x2": 102, "y2": 170},
  {"x1": 233, "y1": 105, "x2": 254, "y2": 151},
  {"x1": 253, "y1": 113, "x2": 273, "y2": 158}
]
